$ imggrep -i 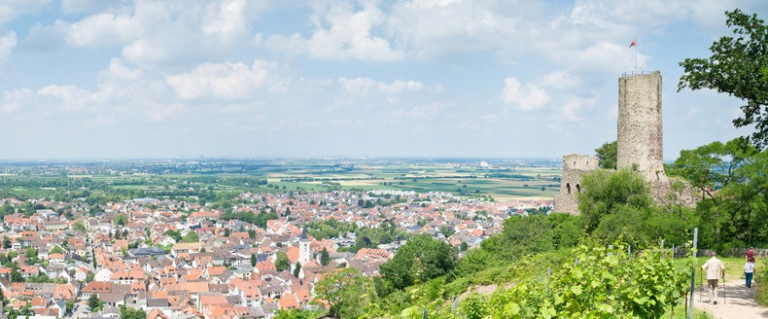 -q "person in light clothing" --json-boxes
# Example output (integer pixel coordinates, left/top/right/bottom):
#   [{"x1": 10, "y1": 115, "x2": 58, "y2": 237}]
[
  {"x1": 745, "y1": 258, "x2": 755, "y2": 288},
  {"x1": 702, "y1": 251, "x2": 725, "y2": 305}
]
